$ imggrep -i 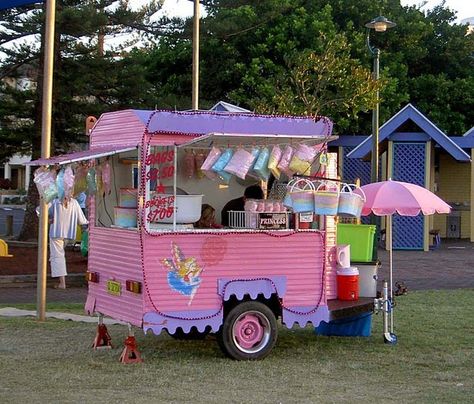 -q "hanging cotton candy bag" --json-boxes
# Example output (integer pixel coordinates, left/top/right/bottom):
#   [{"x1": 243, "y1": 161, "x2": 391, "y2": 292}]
[
  {"x1": 277, "y1": 145, "x2": 294, "y2": 177},
  {"x1": 183, "y1": 151, "x2": 196, "y2": 179},
  {"x1": 337, "y1": 183, "x2": 366, "y2": 218},
  {"x1": 212, "y1": 148, "x2": 234, "y2": 183},
  {"x1": 267, "y1": 145, "x2": 282, "y2": 179},
  {"x1": 245, "y1": 147, "x2": 262, "y2": 180},
  {"x1": 63, "y1": 166, "x2": 75, "y2": 200},
  {"x1": 74, "y1": 163, "x2": 88, "y2": 195},
  {"x1": 289, "y1": 144, "x2": 317, "y2": 175},
  {"x1": 86, "y1": 167, "x2": 97, "y2": 196},
  {"x1": 224, "y1": 148, "x2": 257, "y2": 179},
  {"x1": 56, "y1": 168, "x2": 66, "y2": 201},
  {"x1": 200, "y1": 147, "x2": 221, "y2": 180},
  {"x1": 101, "y1": 160, "x2": 111, "y2": 195},
  {"x1": 34, "y1": 167, "x2": 58, "y2": 203},
  {"x1": 252, "y1": 147, "x2": 271, "y2": 181}
]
